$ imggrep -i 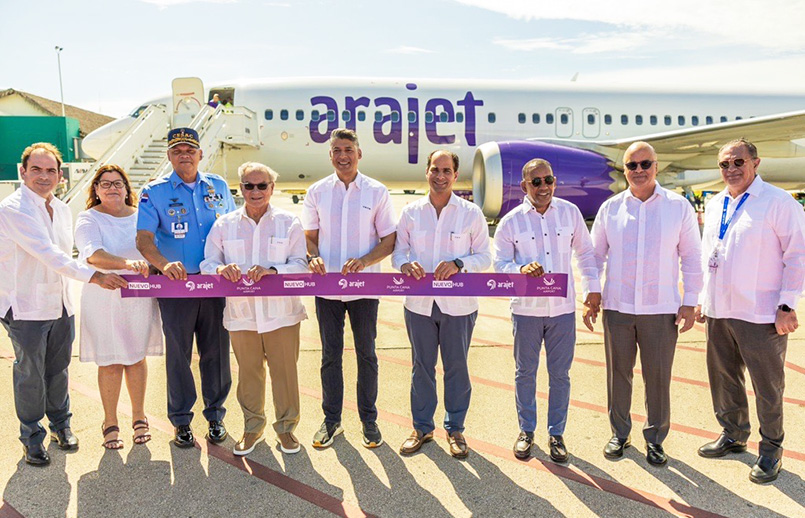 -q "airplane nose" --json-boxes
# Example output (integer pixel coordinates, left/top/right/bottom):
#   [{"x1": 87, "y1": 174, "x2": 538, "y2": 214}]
[{"x1": 82, "y1": 116, "x2": 137, "y2": 159}]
